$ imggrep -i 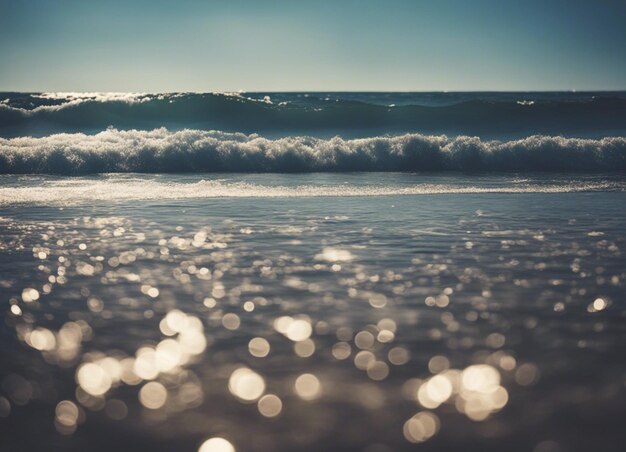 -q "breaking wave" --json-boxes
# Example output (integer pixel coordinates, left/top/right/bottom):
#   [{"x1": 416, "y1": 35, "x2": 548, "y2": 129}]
[{"x1": 1, "y1": 128, "x2": 625, "y2": 174}]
